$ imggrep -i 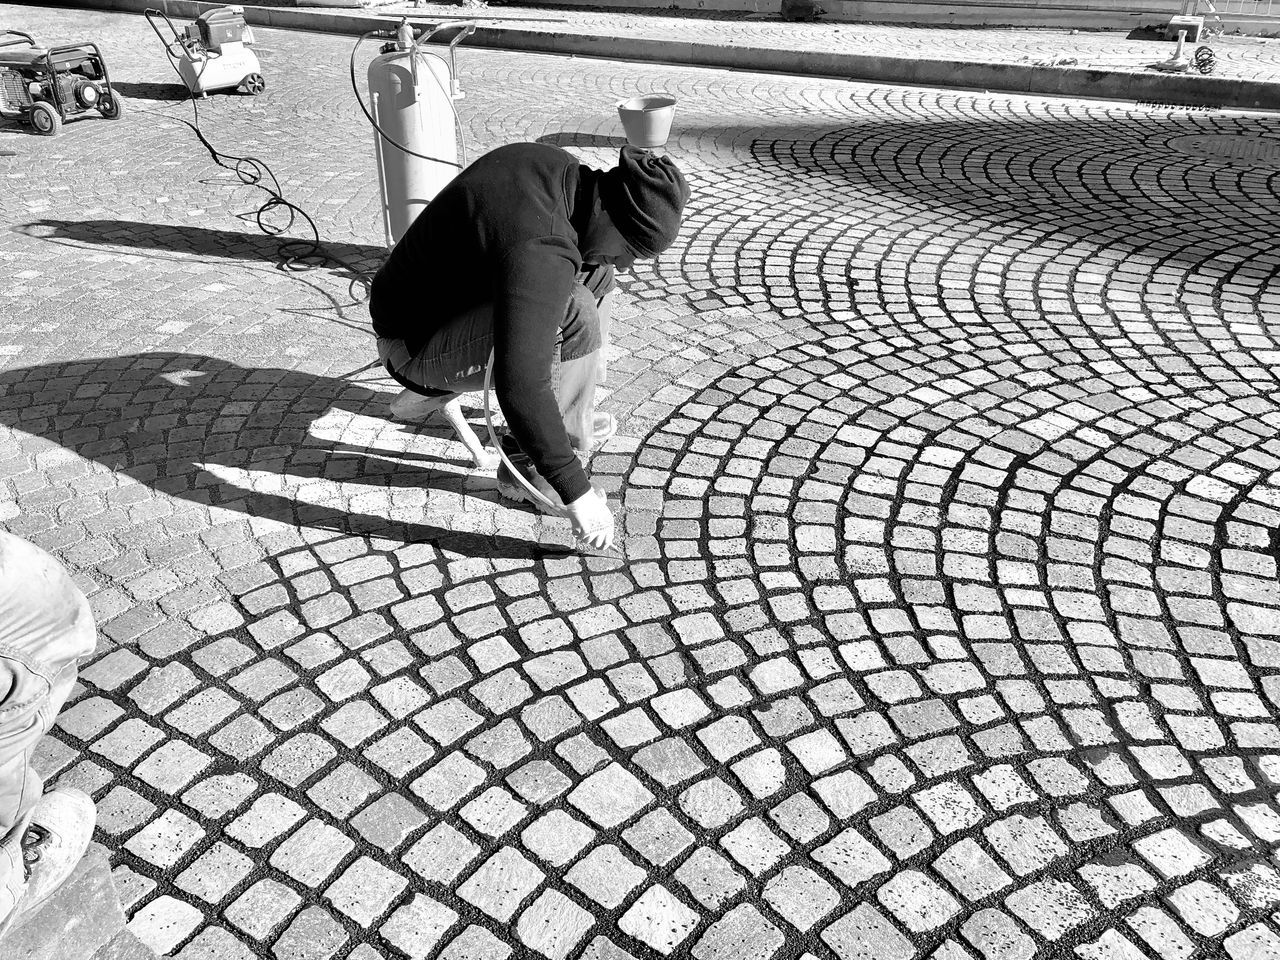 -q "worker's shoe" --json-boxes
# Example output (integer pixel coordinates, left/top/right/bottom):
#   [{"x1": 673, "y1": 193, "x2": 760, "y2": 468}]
[
  {"x1": 0, "y1": 789, "x2": 95, "y2": 942},
  {"x1": 587, "y1": 412, "x2": 617, "y2": 451},
  {"x1": 496, "y1": 438, "x2": 564, "y2": 514},
  {"x1": 568, "y1": 412, "x2": 617, "y2": 456},
  {"x1": 388, "y1": 386, "x2": 456, "y2": 421}
]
